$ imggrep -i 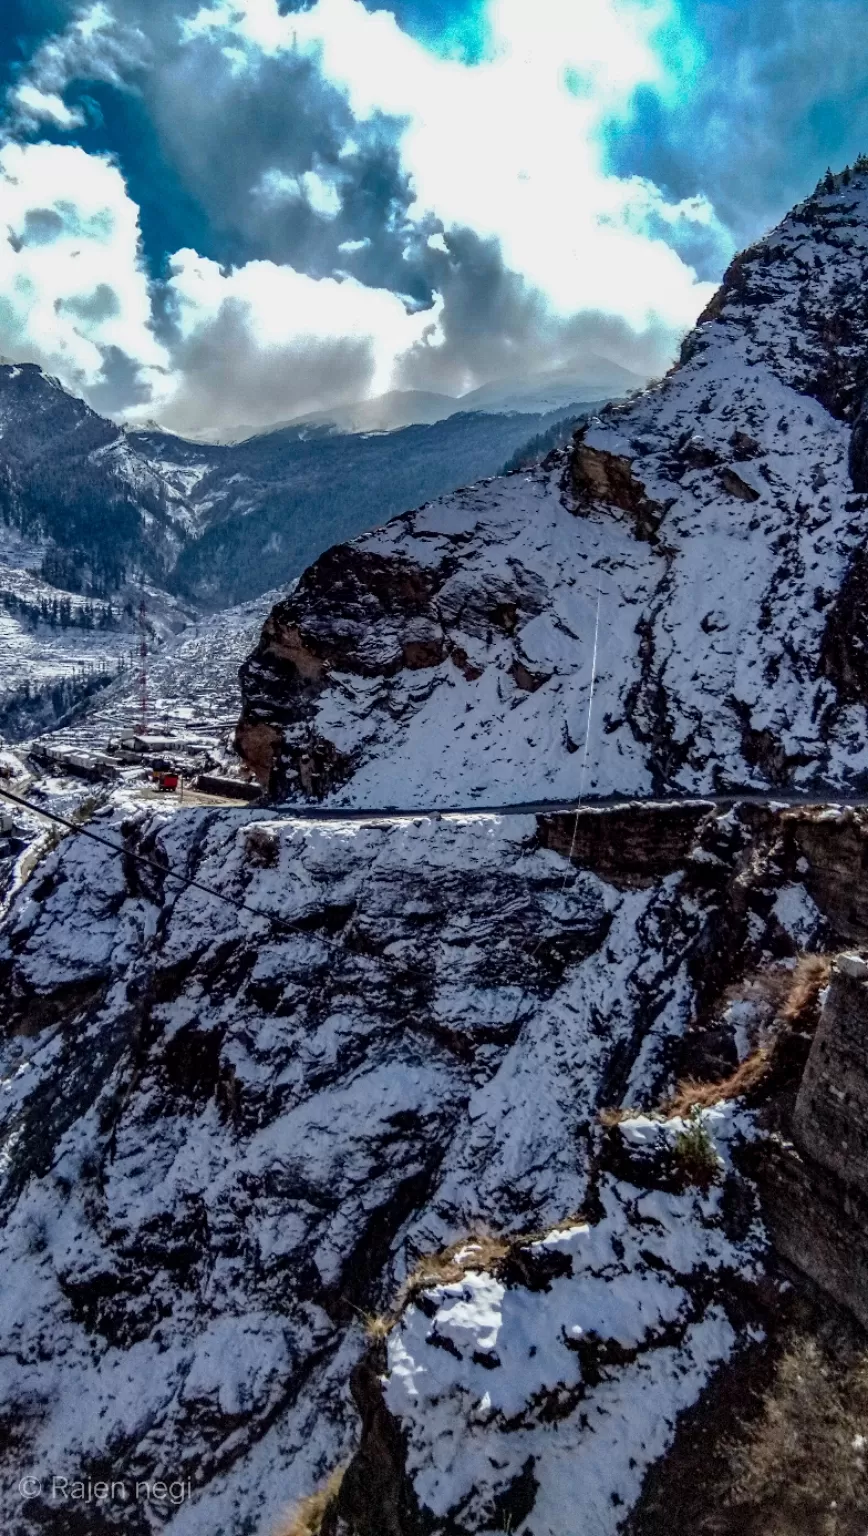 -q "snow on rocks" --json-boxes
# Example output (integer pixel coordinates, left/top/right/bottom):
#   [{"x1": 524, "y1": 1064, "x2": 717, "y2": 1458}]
[
  {"x1": 358, "y1": 1106, "x2": 767, "y2": 1536},
  {"x1": 237, "y1": 172, "x2": 868, "y2": 808},
  {"x1": 0, "y1": 797, "x2": 790, "y2": 1536}
]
